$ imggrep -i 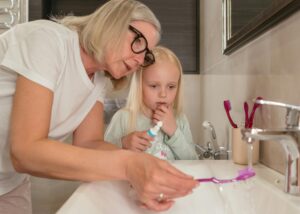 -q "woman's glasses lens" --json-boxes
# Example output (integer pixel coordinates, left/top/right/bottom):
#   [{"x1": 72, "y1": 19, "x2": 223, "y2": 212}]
[
  {"x1": 132, "y1": 37, "x2": 147, "y2": 53},
  {"x1": 142, "y1": 51, "x2": 155, "y2": 67}
]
